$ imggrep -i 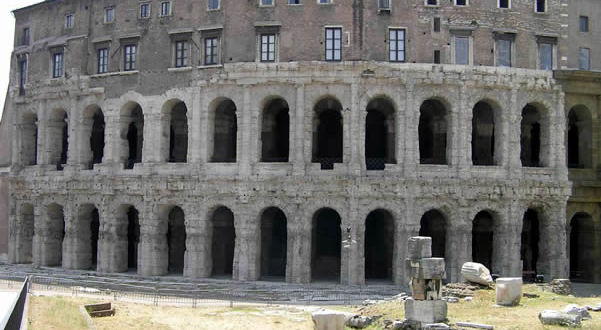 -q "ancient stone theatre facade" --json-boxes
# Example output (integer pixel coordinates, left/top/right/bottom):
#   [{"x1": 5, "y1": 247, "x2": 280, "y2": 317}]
[{"x1": 2, "y1": 0, "x2": 600, "y2": 285}]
